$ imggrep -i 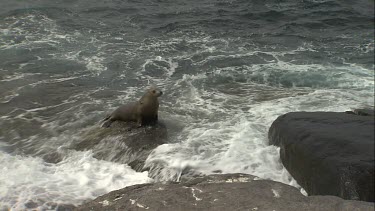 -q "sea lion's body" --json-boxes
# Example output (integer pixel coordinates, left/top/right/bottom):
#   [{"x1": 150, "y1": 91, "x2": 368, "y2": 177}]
[{"x1": 101, "y1": 88, "x2": 162, "y2": 128}]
